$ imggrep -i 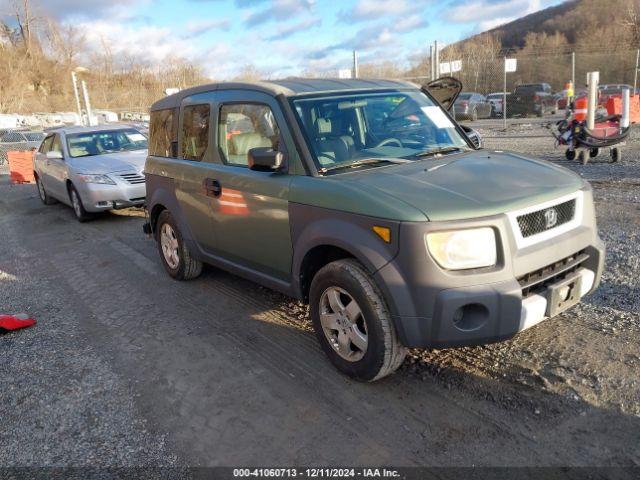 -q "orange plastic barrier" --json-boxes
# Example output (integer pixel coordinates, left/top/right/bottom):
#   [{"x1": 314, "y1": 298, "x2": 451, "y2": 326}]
[
  {"x1": 574, "y1": 97, "x2": 588, "y2": 121},
  {"x1": 7, "y1": 150, "x2": 36, "y2": 184},
  {"x1": 606, "y1": 96, "x2": 640, "y2": 124}
]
